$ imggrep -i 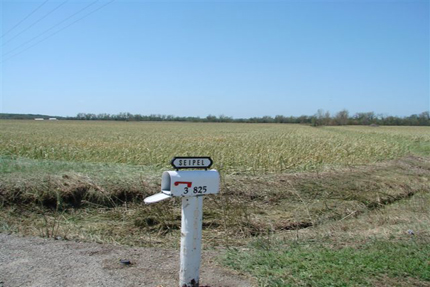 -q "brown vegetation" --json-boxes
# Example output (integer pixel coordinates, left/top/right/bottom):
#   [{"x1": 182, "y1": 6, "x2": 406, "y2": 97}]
[{"x1": 1, "y1": 155, "x2": 429, "y2": 247}]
